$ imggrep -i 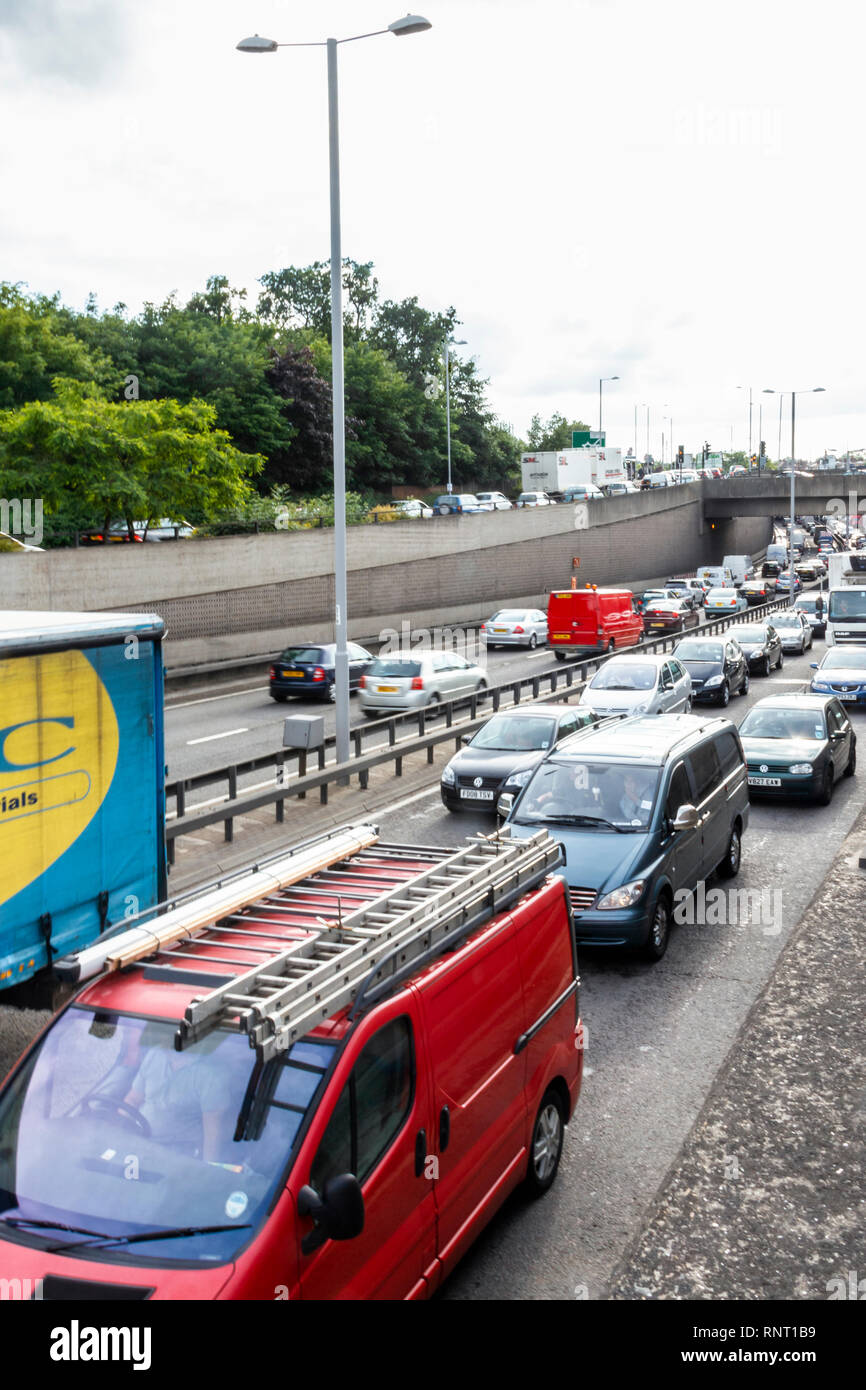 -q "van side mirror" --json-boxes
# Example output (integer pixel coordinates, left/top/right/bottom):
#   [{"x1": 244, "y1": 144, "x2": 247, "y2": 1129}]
[
  {"x1": 810, "y1": 662, "x2": 818, "y2": 669},
  {"x1": 497, "y1": 792, "x2": 515, "y2": 819},
  {"x1": 672, "y1": 803, "x2": 700, "y2": 831},
  {"x1": 298, "y1": 1174, "x2": 365, "y2": 1254}
]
